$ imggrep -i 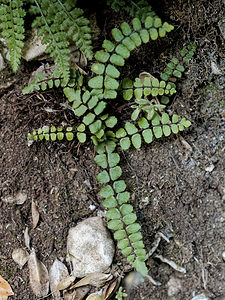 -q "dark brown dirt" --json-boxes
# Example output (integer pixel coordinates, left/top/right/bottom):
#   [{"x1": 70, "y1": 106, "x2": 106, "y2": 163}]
[{"x1": 0, "y1": 0, "x2": 224, "y2": 299}]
